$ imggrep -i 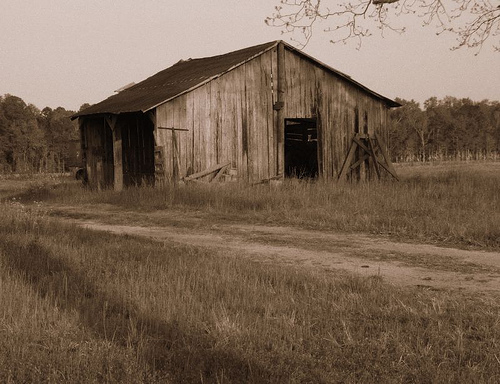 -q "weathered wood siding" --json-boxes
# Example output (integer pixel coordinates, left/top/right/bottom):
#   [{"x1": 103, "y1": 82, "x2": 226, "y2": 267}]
[
  {"x1": 80, "y1": 113, "x2": 154, "y2": 189},
  {"x1": 155, "y1": 44, "x2": 390, "y2": 182},
  {"x1": 79, "y1": 43, "x2": 393, "y2": 188},
  {"x1": 155, "y1": 49, "x2": 277, "y2": 182},
  {"x1": 118, "y1": 113, "x2": 155, "y2": 186},
  {"x1": 81, "y1": 117, "x2": 114, "y2": 189},
  {"x1": 282, "y1": 47, "x2": 389, "y2": 179}
]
